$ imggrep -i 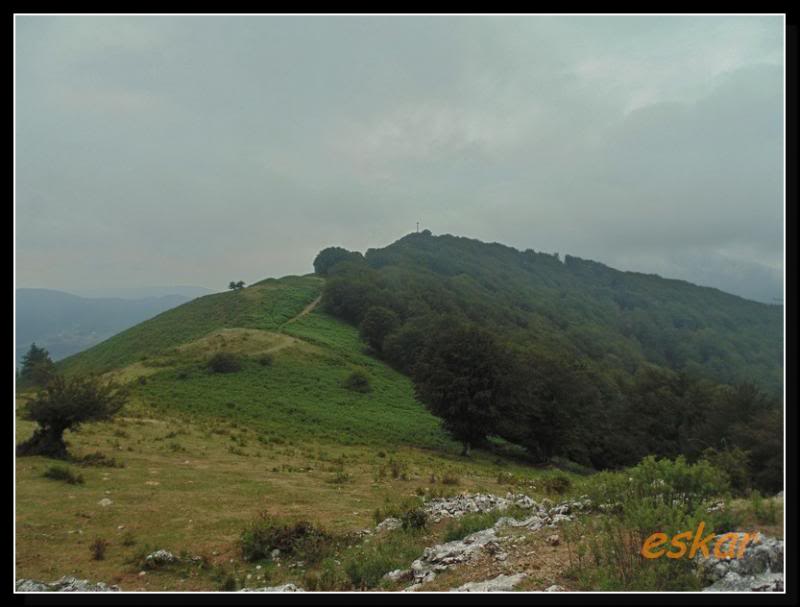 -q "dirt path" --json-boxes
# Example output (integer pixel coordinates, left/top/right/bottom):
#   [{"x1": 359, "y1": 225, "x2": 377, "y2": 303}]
[{"x1": 281, "y1": 295, "x2": 322, "y2": 329}]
